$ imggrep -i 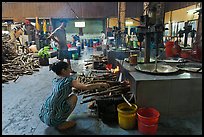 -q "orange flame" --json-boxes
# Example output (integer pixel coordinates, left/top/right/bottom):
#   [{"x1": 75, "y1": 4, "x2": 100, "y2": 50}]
[{"x1": 111, "y1": 66, "x2": 120, "y2": 73}]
